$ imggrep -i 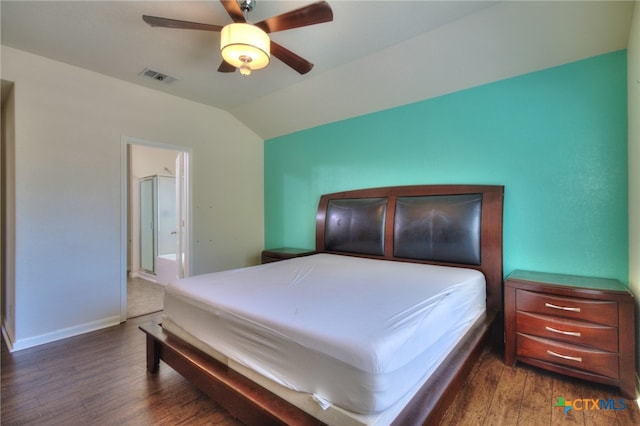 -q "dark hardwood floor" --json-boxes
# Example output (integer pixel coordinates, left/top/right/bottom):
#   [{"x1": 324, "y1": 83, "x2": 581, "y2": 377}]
[
  {"x1": 439, "y1": 344, "x2": 640, "y2": 426},
  {"x1": 1, "y1": 313, "x2": 242, "y2": 426},
  {"x1": 2, "y1": 312, "x2": 639, "y2": 425}
]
